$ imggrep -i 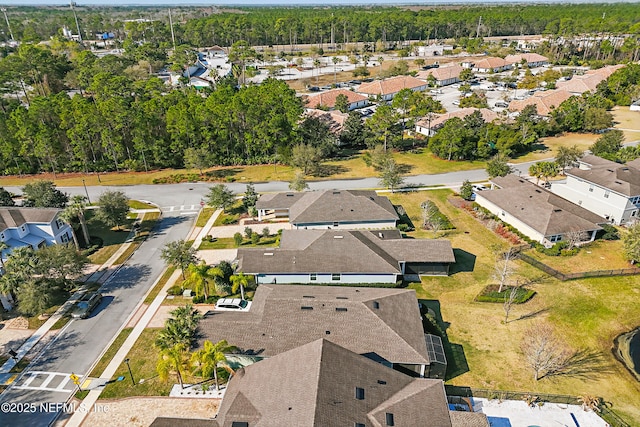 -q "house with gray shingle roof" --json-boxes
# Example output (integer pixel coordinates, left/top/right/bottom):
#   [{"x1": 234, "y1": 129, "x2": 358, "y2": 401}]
[
  {"x1": 256, "y1": 190, "x2": 399, "y2": 229},
  {"x1": 550, "y1": 155, "x2": 640, "y2": 225},
  {"x1": 197, "y1": 284, "x2": 448, "y2": 379},
  {"x1": 476, "y1": 175, "x2": 604, "y2": 247},
  {"x1": 238, "y1": 229, "x2": 455, "y2": 283},
  {"x1": 151, "y1": 339, "x2": 487, "y2": 427},
  {"x1": 0, "y1": 208, "x2": 73, "y2": 260}
]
